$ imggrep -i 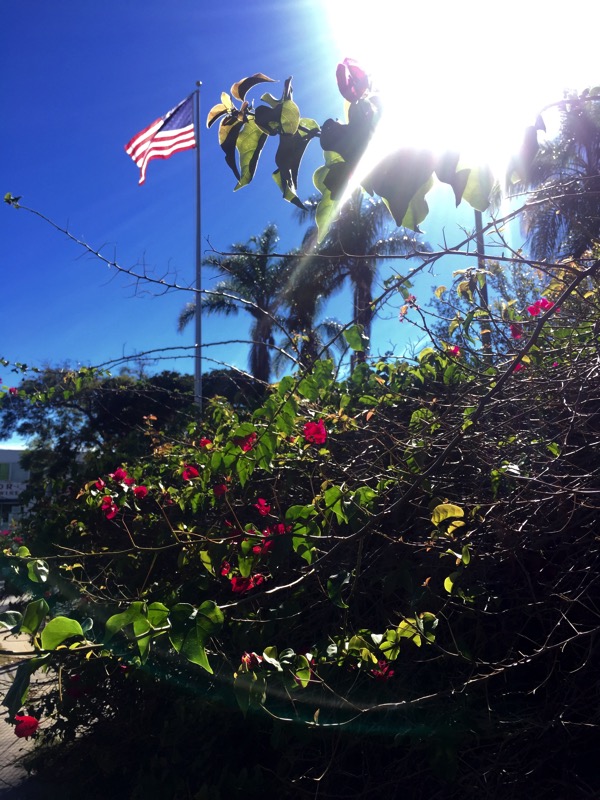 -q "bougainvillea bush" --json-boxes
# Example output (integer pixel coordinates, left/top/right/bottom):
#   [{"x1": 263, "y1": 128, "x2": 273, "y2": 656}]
[{"x1": 1, "y1": 288, "x2": 600, "y2": 799}]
